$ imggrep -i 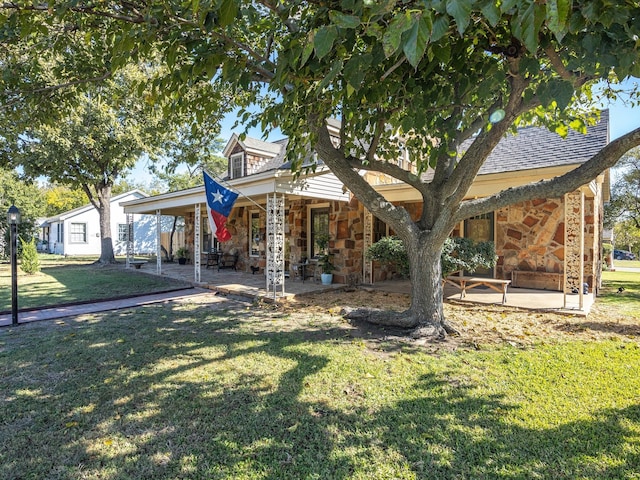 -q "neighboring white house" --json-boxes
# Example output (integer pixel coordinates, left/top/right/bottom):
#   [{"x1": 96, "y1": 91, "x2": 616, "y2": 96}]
[{"x1": 40, "y1": 190, "x2": 157, "y2": 256}]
